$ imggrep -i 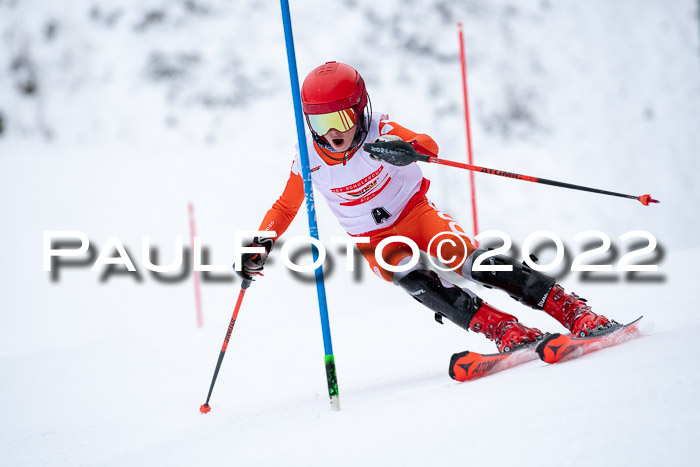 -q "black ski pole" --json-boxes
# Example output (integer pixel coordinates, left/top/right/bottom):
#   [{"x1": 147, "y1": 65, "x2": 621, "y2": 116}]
[
  {"x1": 200, "y1": 279, "x2": 251, "y2": 414},
  {"x1": 364, "y1": 140, "x2": 660, "y2": 206}
]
